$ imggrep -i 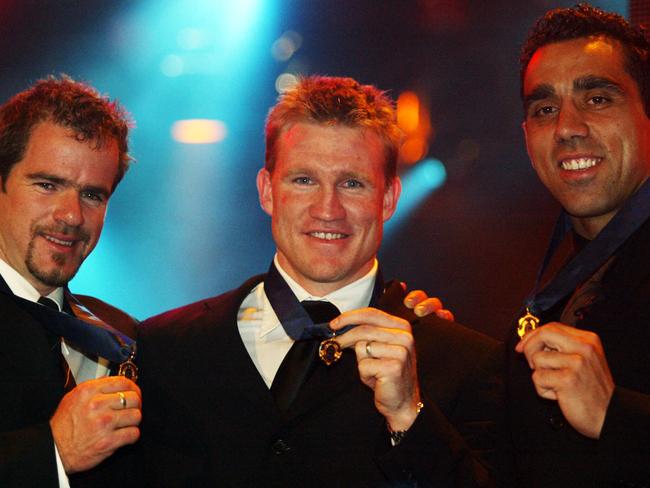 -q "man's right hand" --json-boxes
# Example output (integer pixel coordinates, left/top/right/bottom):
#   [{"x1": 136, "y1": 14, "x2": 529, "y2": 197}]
[{"x1": 49, "y1": 376, "x2": 142, "y2": 473}]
